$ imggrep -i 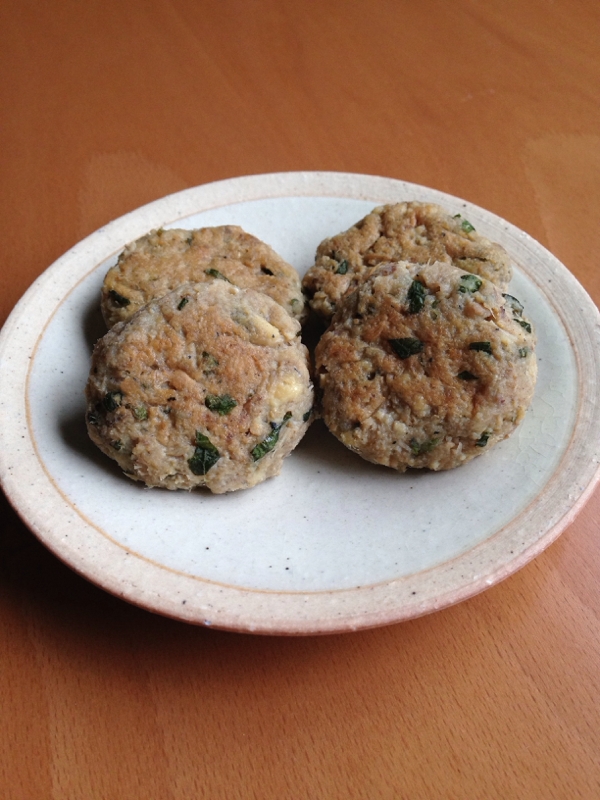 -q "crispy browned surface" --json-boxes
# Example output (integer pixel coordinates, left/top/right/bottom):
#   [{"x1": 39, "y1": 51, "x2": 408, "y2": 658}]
[
  {"x1": 303, "y1": 202, "x2": 513, "y2": 320},
  {"x1": 102, "y1": 225, "x2": 305, "y2": 327},
  {"x1": 87, "y1": 281, "x2": 313, "y2": 493},
  {"x1": 316, "y1": 261, "x2": 536, "y2": 471}
]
